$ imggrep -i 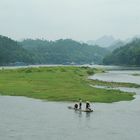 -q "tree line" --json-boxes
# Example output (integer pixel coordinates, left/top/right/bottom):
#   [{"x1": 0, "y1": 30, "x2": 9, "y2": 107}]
[
  {"x1": 0, "y1": 35, "x2": 35, "y2": 65},
  {"x1": 0, "y1": 35, "x2": 109, "y2": 66},
  {"x1": 103, "y1": 39, "x2": 140, "y2": 66},
  {"x1": 21, "y1": 39, "x2": 109, "y2": 65}
]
